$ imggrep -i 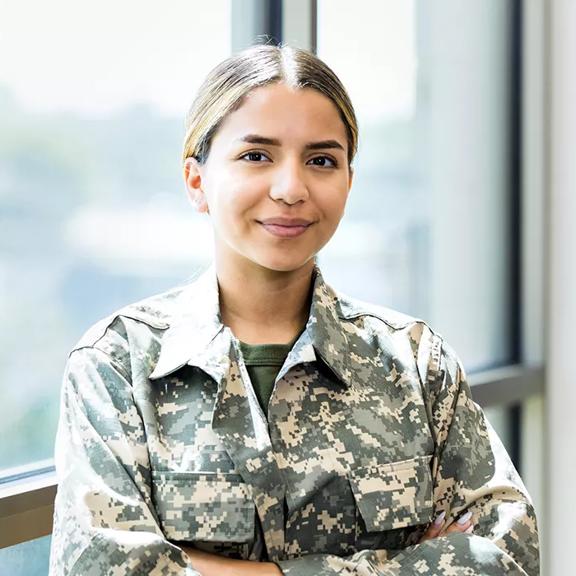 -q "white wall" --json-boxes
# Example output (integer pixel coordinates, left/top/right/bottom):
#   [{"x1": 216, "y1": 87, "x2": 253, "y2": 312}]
[{"x1": 547, "y1": 1, "x2": 576, "y2": 575}]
